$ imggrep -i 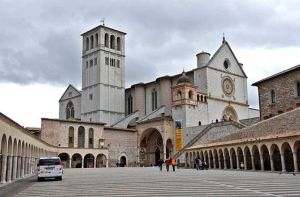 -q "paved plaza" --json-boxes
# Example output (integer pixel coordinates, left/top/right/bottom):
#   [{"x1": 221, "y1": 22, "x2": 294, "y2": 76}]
[{"x1": 3, "y1": 168, "x2": 300, "y2": 197}]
